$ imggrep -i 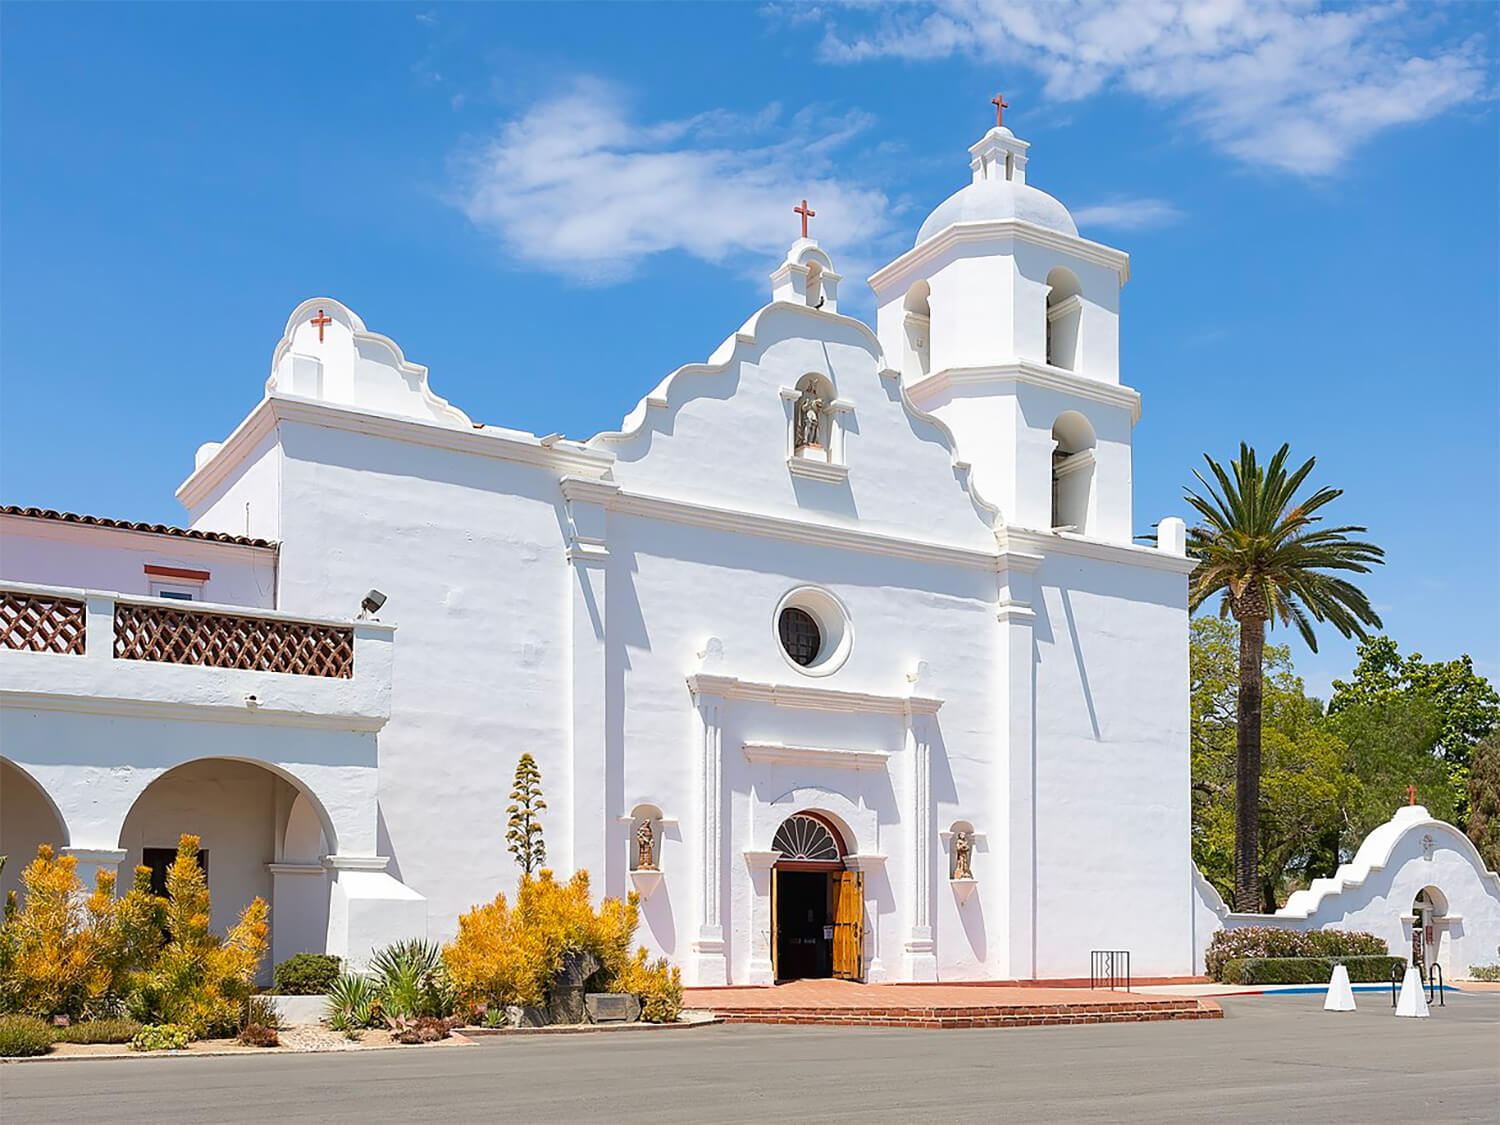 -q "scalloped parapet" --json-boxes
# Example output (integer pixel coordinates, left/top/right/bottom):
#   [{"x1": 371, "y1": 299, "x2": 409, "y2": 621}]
[{"x1": 266, "y1": 299, "x2": 471, "y2": 428}]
